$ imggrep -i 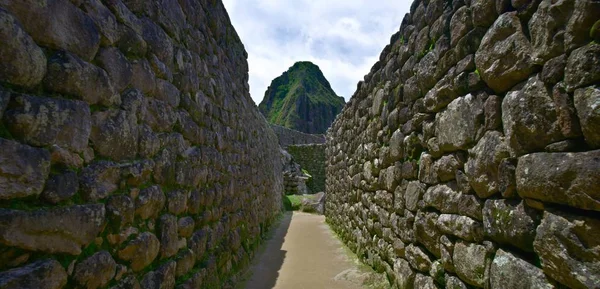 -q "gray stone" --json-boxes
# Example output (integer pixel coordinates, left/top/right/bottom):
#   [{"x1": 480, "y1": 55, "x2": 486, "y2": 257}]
[
  {"x1": 73, "y1": 251, "x2": 117, "y2": 289},
  {"x1": 472, "y1": 0, "x2": 497, "y2": 27},
  {"x1": 4, "y1": 93, "x2": 91, "y2": 152},
  {"x1": 406, "y1": 244, "x2": 433, "y2": 273},
  {"x1": 435, "y1": 94, "x2": 484, "y2": 152},
  {"x1": 553, "y1": 83, "x2": 582, "y2": 138},
  {"x1": 175, "y1": 249, "x2": 195, "y2": 278},
  {"x1": 453, "y1": 242, "x2": 489, "y2": 287},
  {"x1": 565, "y1": 43, "x2": 600, "y2": 91},
  {"x1": 465, "y1": 131, "x2": 510, "y2": 198},
  {"x1": 498, "y1": 158, "x2": 517, "y2": 198},
  {"x1": 110, "y1": 275, "x2": 140, "y2": 289},
  {"x1": 534, "y1": 211, "x2": 600, "y2": 289},
  {"x1": 393, "y1": 258, "x2": 415, "y2": 289},
  {"x1": 574, "y1": 86, "x2": 600, "y2": 148},
  {"x1": 483, "y1": 200, "x2": 540, "y2": 252},
  {"x1": 130, "y1": 59, "x2": 157, "y2": 96},
  {"x1": 440, "y1": 235, "x2": 455, "y2": 273},
  {"x1": 118, "y1": 232, "x2": 160, "y2": 272},
  {"x1": 475, "y1": 12, "x2": 534, "y2": 93},
  {"x1": 90, "y1": 109, "x2": 139, "y2": 161},
  {"x1": 0, "y1": 259, "x2": 67, "y2": 289},
  {"x1": 446, "y1": 275, "x2": 467, "y2": 289},
  {"x1": 80, "y1": 161, "x2": 120, "y2": 202},
  {"x1": 516, "y1": 150, "x2": 600, "y2": 211},
  {"x1": 502, "y1": 75, "x2": 563, "y2": 156},
  {"x1": 177, "y1": 217, "x2": 194, "y2": 238},
  {"x1": 423, "y1": 184, "x2": 483, "y2": 220},
  {"x1": 144, "y1": 98, "x2": 177, "y2": 132},
  {"x1": 44, "y1": 51, "x2": 119, "y2": 106},
  {"x1": 135, "y1": 186, "x2": 166, "y2": 220},
  {"x1": 167, "y1": 190, "x2": 188, "y2": 215},
  {"x1": 0, "y1": 0, "x2": 100, "y2": 61},
  {"x1": 96, "y1": 47, "x2": 133, "y2": 93},
  {"x1": 541, "y1": 55, "x2": 566, "y2": 86},
  {"x1": 436, "y1": 214, "x2": 483, "y2": 242},
  {"x1": 490, "y1": 249, "x2": 555, "y2": 289},
  {"x1": 0, "y1": 204, "x2": 105, "y2": 255},
  {"x1": 529, "y1": 0, "x2": 573, "y2": 64},
  {"x1": 0, "y1": 138, "x2": 50, "y2": 200},
  {"x1": 158, "y1": 214, "x2": 178, "y2": 259},
  {"x1": 189, "y1": 229, "x2": 208, "y2": 261},
  {"x1": 405, "y1": 181, "x2": 426, "y2": 211},
  {"x1": 0, "y1": 8, "x2": 46, "y2": 88},
  {"x1": 155, "y1": 79, "x2": 180, "y2": 108},
  {"x1": 82, "y1": 0, "x2": 119, "y2": 46},
  {"x1": 565, "y1": 0, "x2": 600, "y2": 51},
  {"x1": 106, "y1": 195, "x2": 135, "y2": 230},
  {"x1": 414, "y1": 273, "x2": 438, "y2": 289},
  {"x1": 450, "y1": 6, "x2": 472, "y2": 47},
  {"x1": 41, "y1": 170, "x2": 79, "y2": 204},
  {"x1": 414, "y1": 211, "x2": 442, "y2": 258}
]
